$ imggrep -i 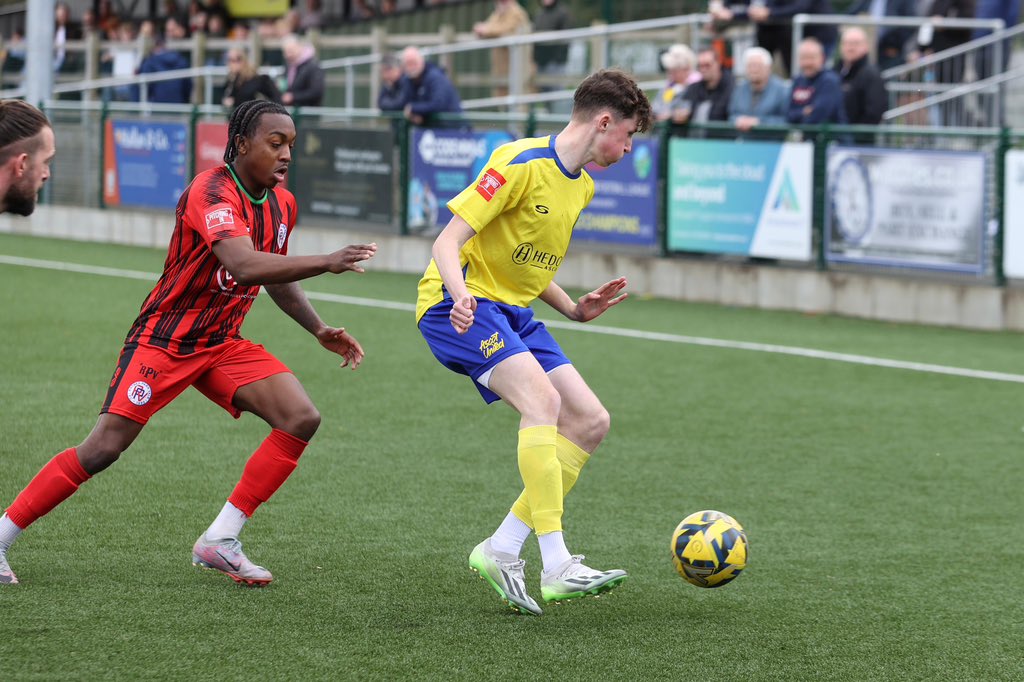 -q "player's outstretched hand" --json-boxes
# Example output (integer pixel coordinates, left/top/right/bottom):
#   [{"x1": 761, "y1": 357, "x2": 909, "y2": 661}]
[
  {"x1": 326, "y1": 243, "x2": 378, "y2": 274},
  {"x1": 316, "y1": 326, "x2": 365, "y2": 369},
  {"x1": 450, "y1": 294, "x2": 477, "y2": 334},
  {"x1": 574, "y1": 277, "x2": 628, "y2": 322}
]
